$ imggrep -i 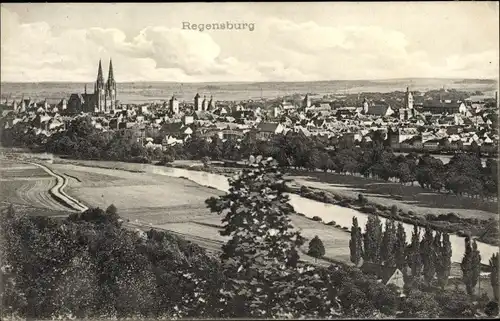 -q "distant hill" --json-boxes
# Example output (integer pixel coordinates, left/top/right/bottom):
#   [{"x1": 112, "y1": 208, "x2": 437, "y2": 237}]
[{"x1": 1, "y1": 78, "x2": 497, "y2": 103}]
